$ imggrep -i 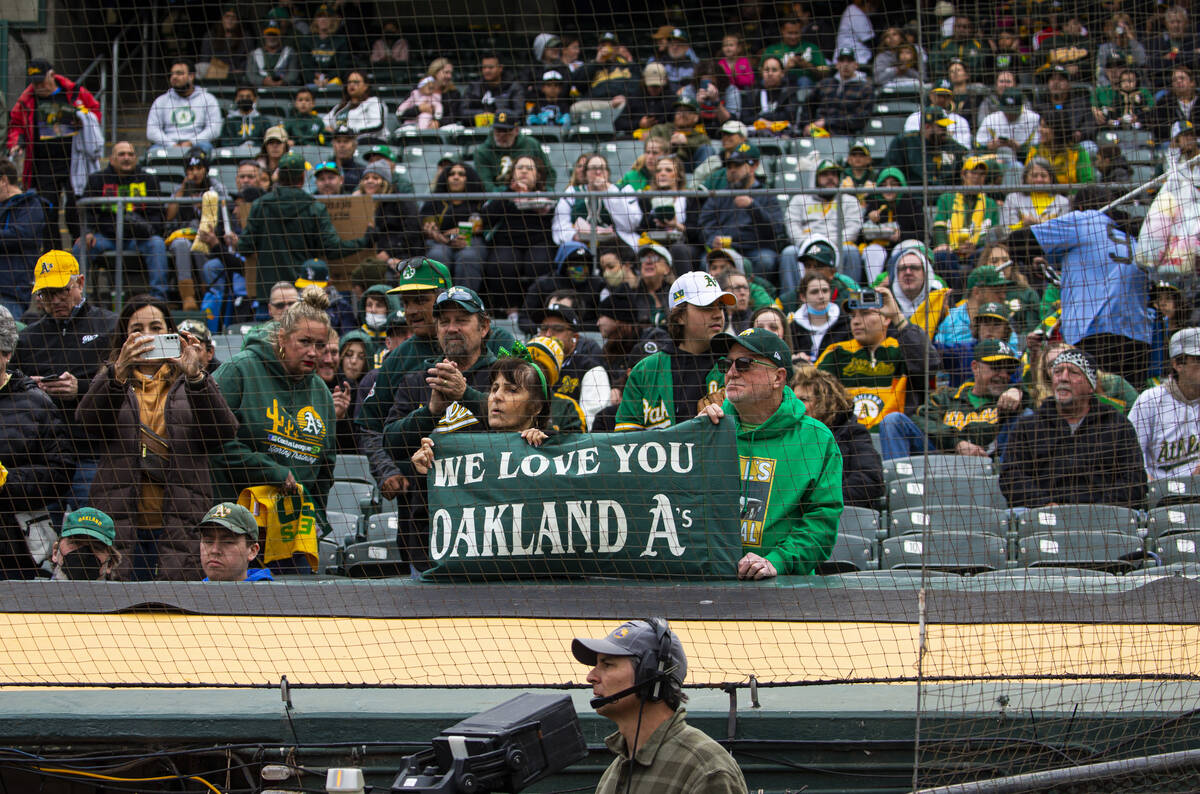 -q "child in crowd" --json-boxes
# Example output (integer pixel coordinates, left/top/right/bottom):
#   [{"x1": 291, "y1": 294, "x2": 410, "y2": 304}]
[
  {"x1": 396, "y1": 76, "x2": 443, "y2": 130},
  {"x1": 526, "y1": 70, "x2": 571, "y2": 126},
  {"x1": 718, "y1": 34, "x2": 755, "y2": 89}
]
